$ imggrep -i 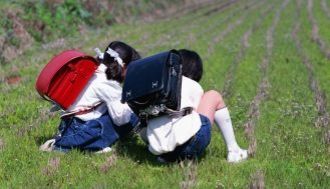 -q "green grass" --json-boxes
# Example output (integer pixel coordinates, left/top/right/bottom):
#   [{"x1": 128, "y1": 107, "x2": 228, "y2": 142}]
[
  {"x1": 298, "y1": 0, "x2": 330, "y2": 111},
  {"x1": 1, "y1": 0, "x2": 330, "y2": 188},
  {"x1": 313, "y1": 0, "x2": 330, "y2": 47}
]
